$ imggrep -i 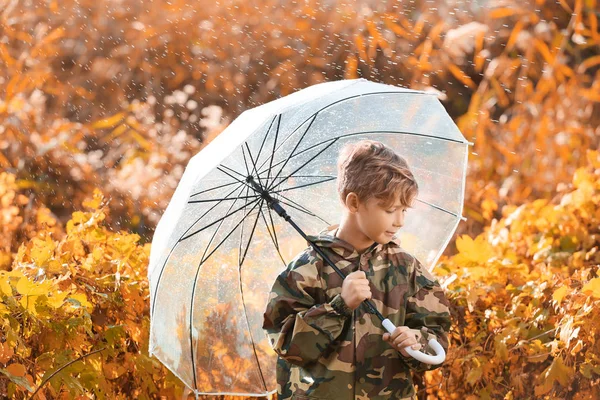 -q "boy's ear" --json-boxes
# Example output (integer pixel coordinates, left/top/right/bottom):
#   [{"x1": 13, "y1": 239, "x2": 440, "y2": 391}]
[{"x1": 345, "y1": 192, "x2": 359, "y2": 213}]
